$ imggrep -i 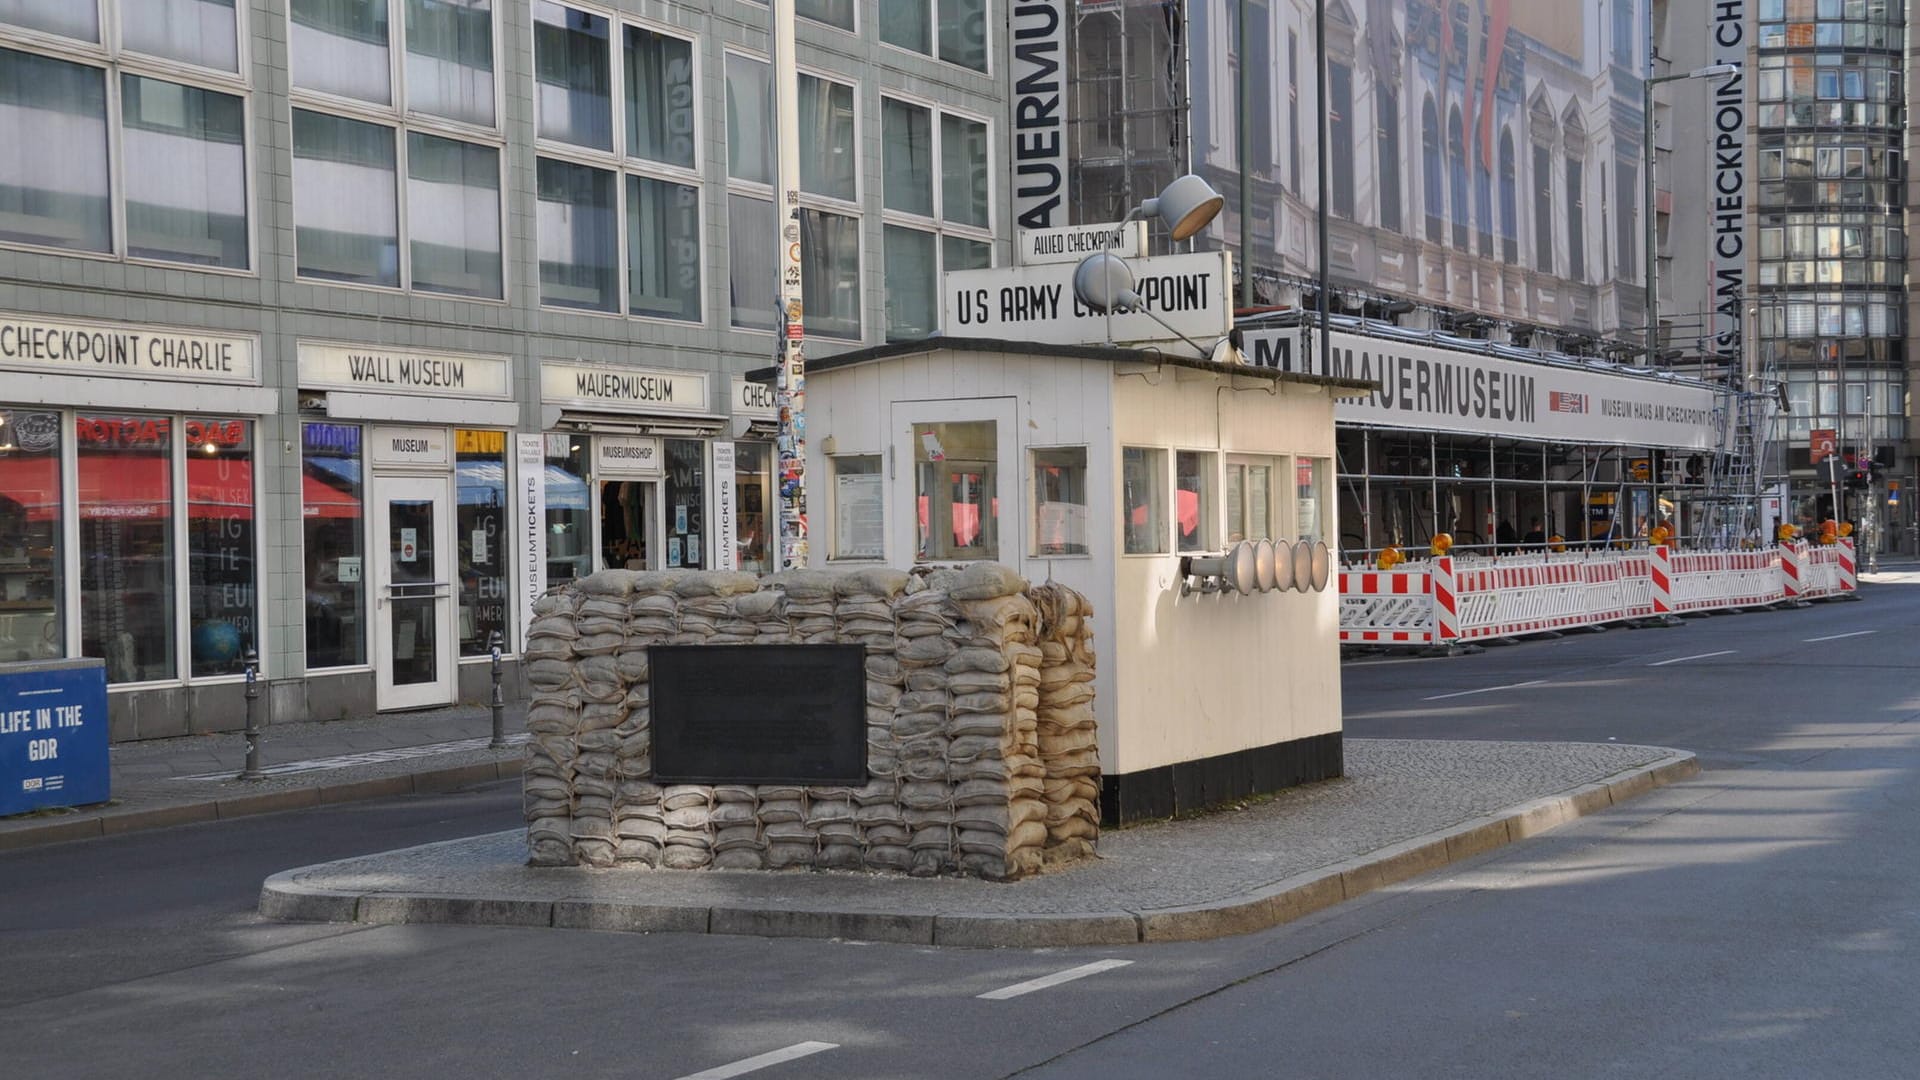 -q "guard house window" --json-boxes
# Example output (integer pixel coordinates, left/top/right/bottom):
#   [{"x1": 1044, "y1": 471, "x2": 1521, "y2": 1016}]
[
  {"x1": 831, "y1": 454, "x2": 884, "y2": 560},
  {"x1": 880, "y1": 0, "x2": 988, "y2": 72},
  {"x1": 1031, "y1": 447, "x2": 1089, "y2": 557},
  {"x1": 1175, "y1": 451, "x2": 1216, "y2": 553},
  {"x1": 455, "y1": 429, "x2": 506, "y2": 657},
  {"x1": 1295, "y1": 456, "x2": 1328, "y2": 542},
  {"x1": 0, "y1": 408, "x2": 64, "y2": 662},
  {"x1": 186, "y1": 417, "x2": 256, "y2": 677},
  {"x1": 1122, "y1": 446, "x2": 1168, "y2": 555},
  {"x1": 302, "y1": 422, "x2": 367, "y2": 670},
  {"x1": 1225, "y1": 456, "x2": 1275, "y2": 543},
  {"x1": 914, "y1": 422, "x2": 997, "y2": 562},
  {"x1": 78, "y1": 414, "x2": 176, "y2": 683}
]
